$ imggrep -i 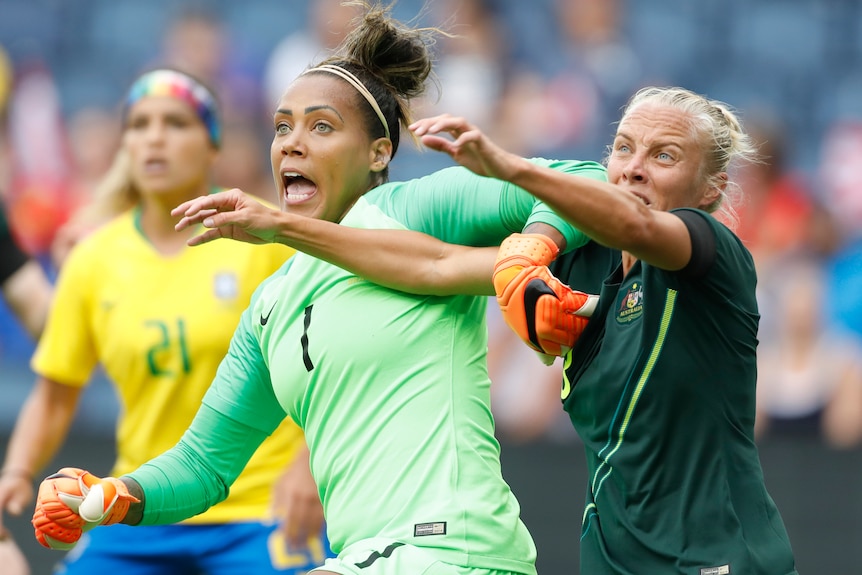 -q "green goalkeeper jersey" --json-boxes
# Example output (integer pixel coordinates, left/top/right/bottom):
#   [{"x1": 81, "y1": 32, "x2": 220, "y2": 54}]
[{"x1": 128, "y1": 160, "x2": 607, "y2": 574}]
